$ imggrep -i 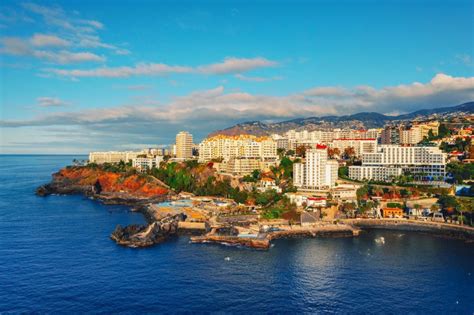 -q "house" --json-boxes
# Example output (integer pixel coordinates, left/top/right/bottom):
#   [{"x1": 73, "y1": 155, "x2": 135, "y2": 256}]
[
  {"x1": 285, "y1": 192, "x2": 326, "y2": 207},
  {"x1": 381, "y1": 207, "x2": 404, "y2": 218},
  {"x1": 257, "y1": 177, "x2": 282, "y2": 193},
  {"x1": 306, "y1": 197, "x2": 327, "y2": 208}
]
